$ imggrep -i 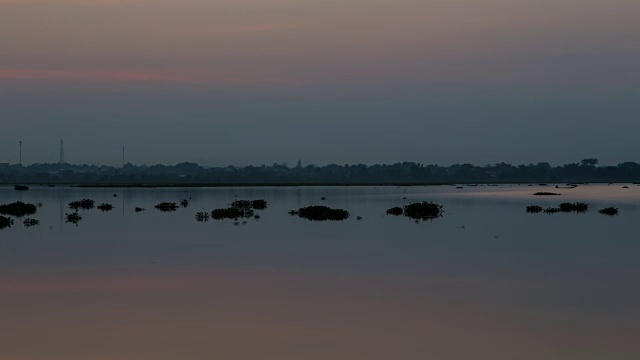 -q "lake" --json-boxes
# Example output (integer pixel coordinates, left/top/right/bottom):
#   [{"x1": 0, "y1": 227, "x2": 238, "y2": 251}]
[{"x1": 1, "y1": 184, "x2": 639, "y2": 360}]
